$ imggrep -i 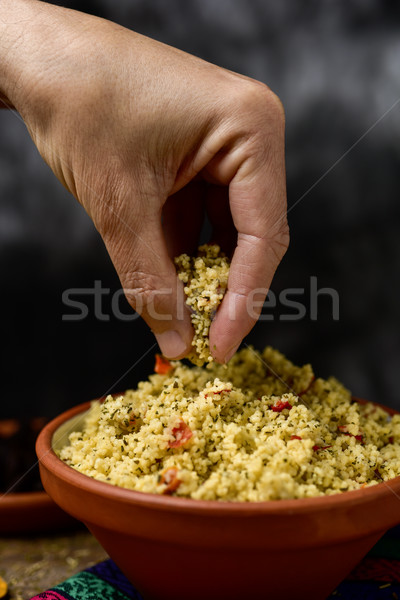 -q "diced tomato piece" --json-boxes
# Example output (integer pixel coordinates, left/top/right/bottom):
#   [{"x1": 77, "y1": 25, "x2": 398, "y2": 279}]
[
  {"x1": 312, "y1": 444, "x2": 332, "y2": 451},
  {"x1": 168, "y1": 419, "x2": 193, "y2": 448},
  {"x1": 290, "y1": 435, "x2": 302, "y2": 441},
  {"x1": 160, "y1": 467, "x2": 181, "y2": 494},
  {"x1": 271, "y1": 400, "x2": 292, "y2": 413},
  {"x1": 154, "y1": 354, "x2": 173, "y2": 375}
]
